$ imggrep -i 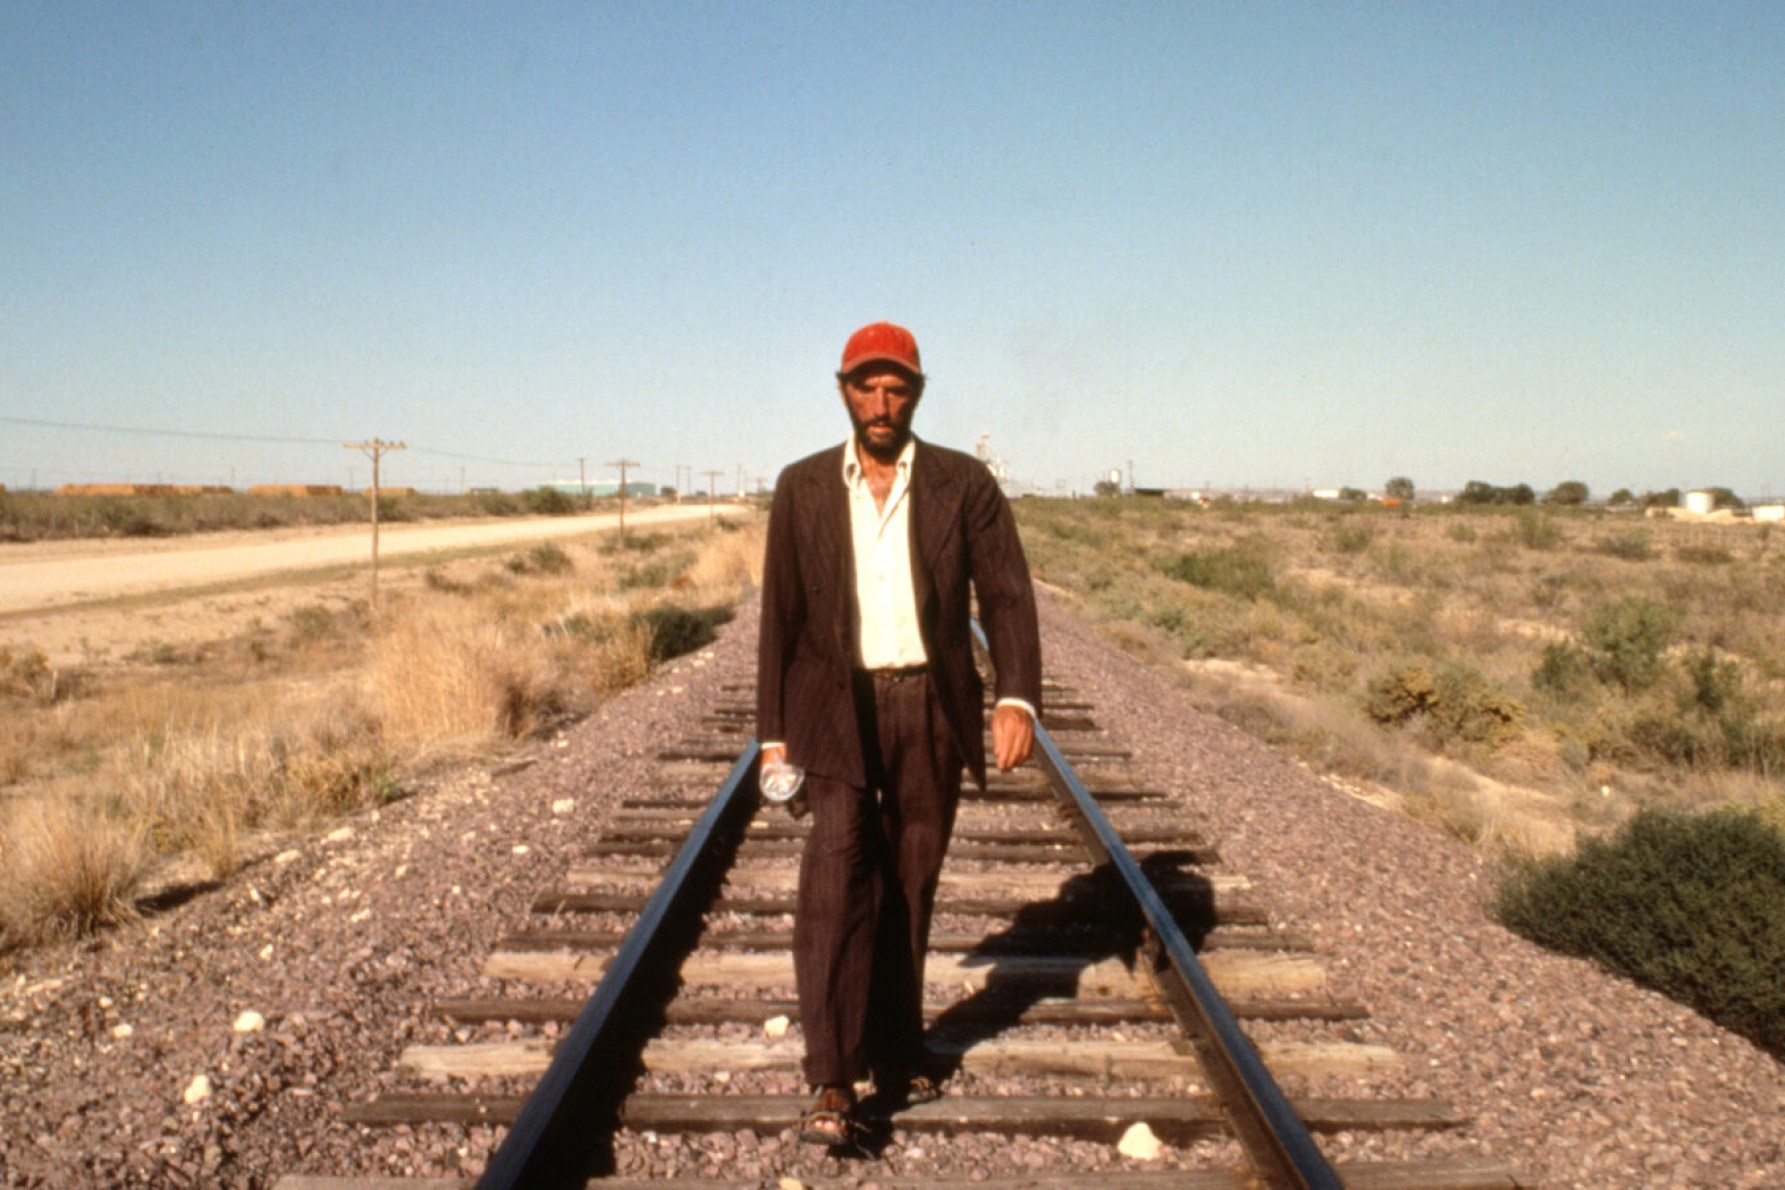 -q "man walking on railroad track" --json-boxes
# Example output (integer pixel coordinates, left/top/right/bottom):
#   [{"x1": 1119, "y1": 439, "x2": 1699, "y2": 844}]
[{"x1": 756, "y1": 320, "x2": 1043, "y2": 1148}]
